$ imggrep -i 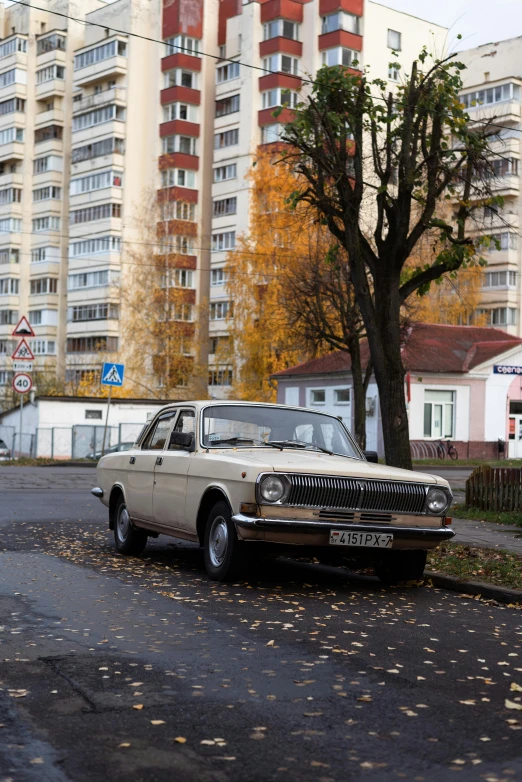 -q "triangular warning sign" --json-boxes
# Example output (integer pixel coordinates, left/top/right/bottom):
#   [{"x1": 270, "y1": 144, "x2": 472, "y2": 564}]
[
  {"x1": 12, "y1": 339, "x2": 35, "y2": 361},
  {"x1": 12, "y1": 316, "x2": 35, "y2": 338},
  {"x1": 102, "y1": 364, "x2": 122, "y2": 384}
]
